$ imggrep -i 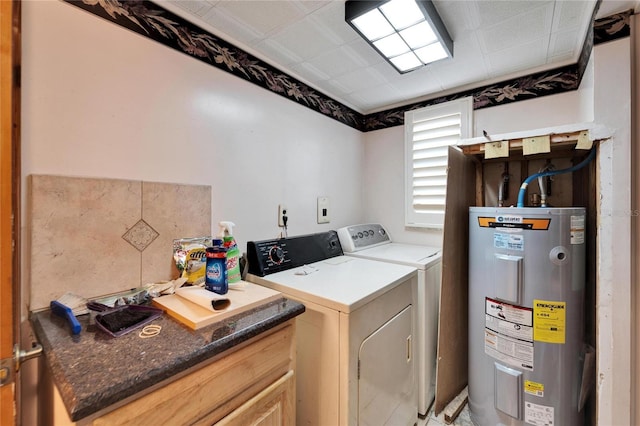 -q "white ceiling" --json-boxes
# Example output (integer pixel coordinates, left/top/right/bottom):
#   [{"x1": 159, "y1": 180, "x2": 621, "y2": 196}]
[{"x1": 162, "y1": 0, "x2": 638, "y2": 114}]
